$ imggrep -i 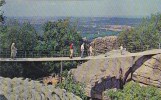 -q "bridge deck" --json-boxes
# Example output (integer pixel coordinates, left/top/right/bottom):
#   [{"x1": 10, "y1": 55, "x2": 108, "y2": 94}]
[{"x1": 0, "y1": 49, "x2": 160, "y2": 62}]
